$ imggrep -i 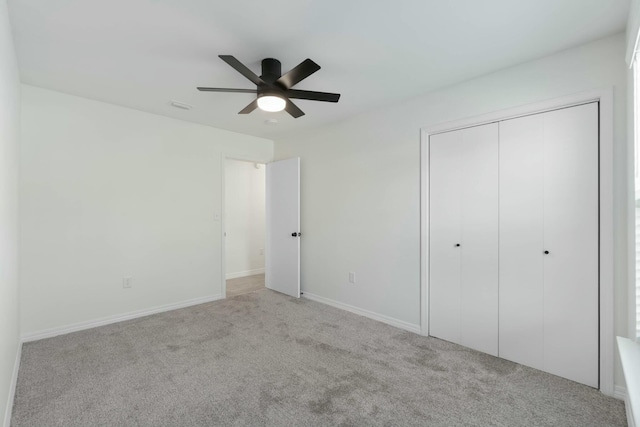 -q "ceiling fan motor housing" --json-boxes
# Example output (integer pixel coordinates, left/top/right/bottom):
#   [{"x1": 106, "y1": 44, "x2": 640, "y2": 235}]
[
  {"x1": 197, "y1": 55, "x2": 340, "y2": 118},
  {"x1": 258, "y1": 58, "x2": 286, "y2": 99},
  {"x1": 261, "y1": 58, "x2": 282, "y2": 83}
]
